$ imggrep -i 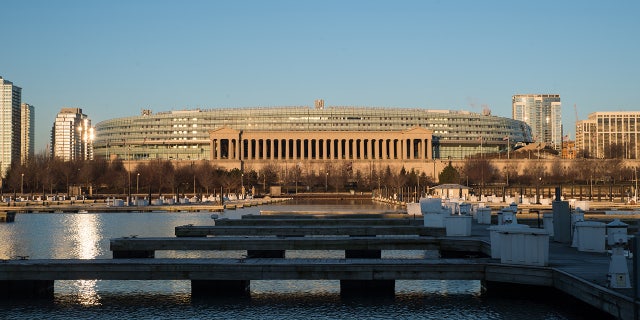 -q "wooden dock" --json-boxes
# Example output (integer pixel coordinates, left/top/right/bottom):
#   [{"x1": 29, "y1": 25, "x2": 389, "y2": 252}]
[
  {"x1": 1, "y1": 214, "x2": 638, "y2": 319},
  {"x1": 0, "y1": 211, "x2": 16, "y2": 222}
]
